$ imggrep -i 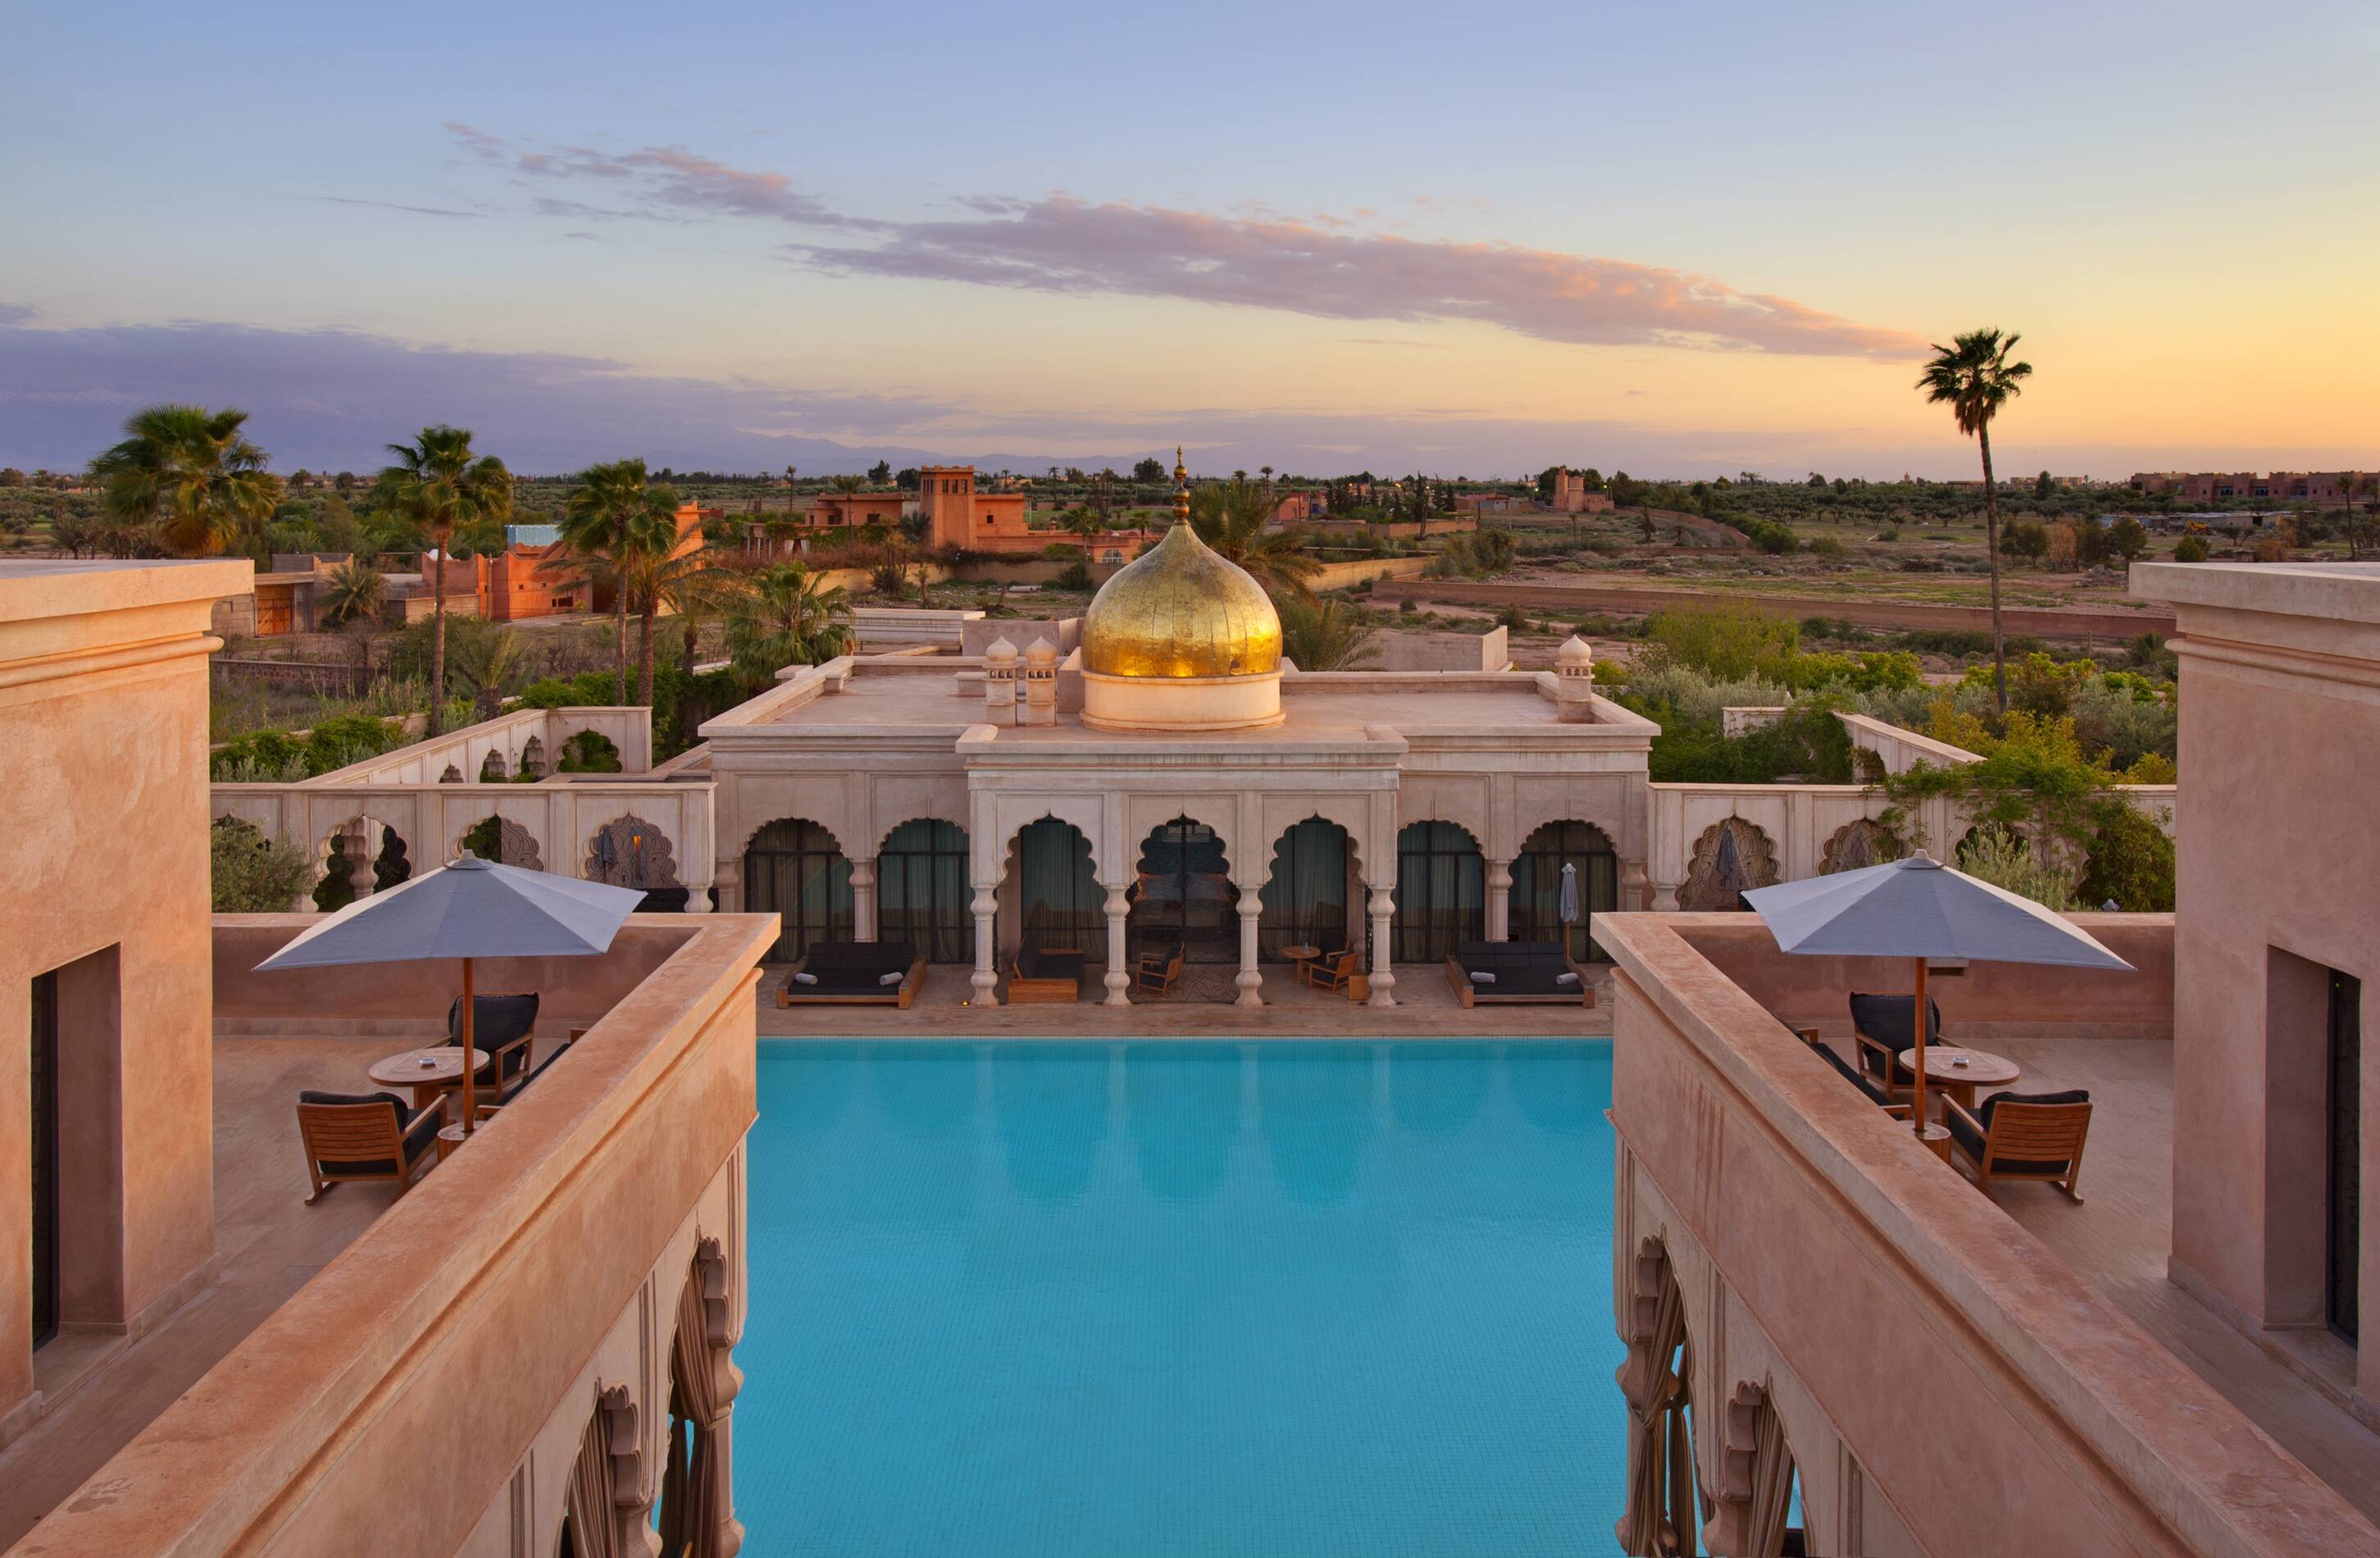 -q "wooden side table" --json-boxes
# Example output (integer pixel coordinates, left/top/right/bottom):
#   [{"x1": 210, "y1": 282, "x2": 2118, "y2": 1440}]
[{"x1": 1898, "y1": 1047, "x2": 2021, "y2": 1113}]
